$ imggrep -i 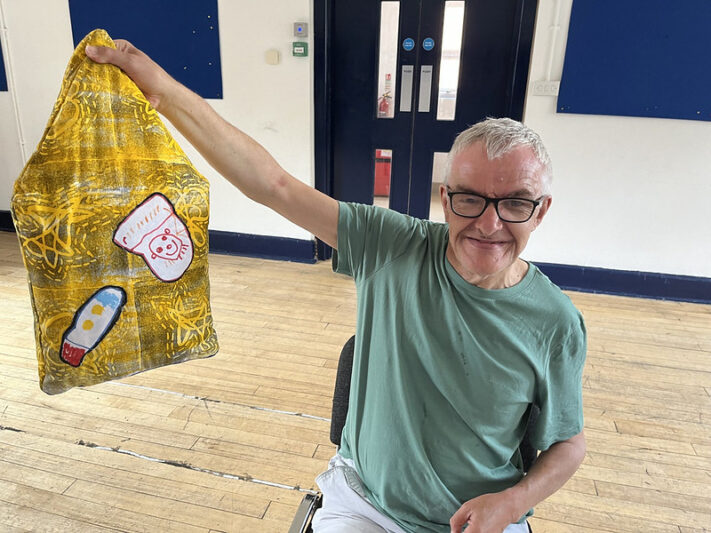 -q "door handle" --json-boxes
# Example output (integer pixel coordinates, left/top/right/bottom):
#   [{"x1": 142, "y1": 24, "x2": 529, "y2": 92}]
[
  {"x1": 418, "y1": 65, "x2": 433, "y2": 113},
  {"x1": 400, "y1": 65, "x2": 414, "y2": 112}
]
